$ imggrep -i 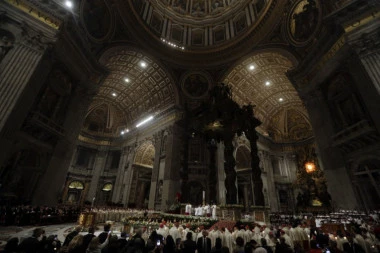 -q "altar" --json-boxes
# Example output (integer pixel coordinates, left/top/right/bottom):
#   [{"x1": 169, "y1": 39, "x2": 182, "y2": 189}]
[{"x1": 78, "y1": 212, "x2": 97, "y2": 227}]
